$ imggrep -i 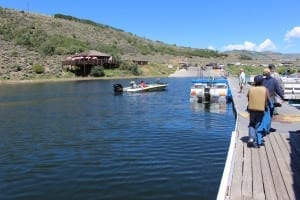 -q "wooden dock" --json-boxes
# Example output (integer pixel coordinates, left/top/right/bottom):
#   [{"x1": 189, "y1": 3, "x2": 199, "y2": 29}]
[{"x1": 217, "y1": 76, "x2": 300, "y2": 200}]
